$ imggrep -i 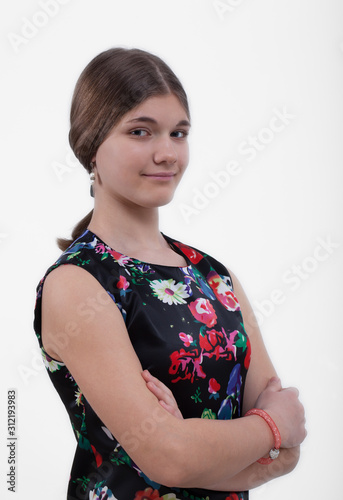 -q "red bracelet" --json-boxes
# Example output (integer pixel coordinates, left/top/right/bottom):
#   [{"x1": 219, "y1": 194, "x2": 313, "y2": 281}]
[{"x1": 245, "y1": 408, "x2": 281, "y2": 465}]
